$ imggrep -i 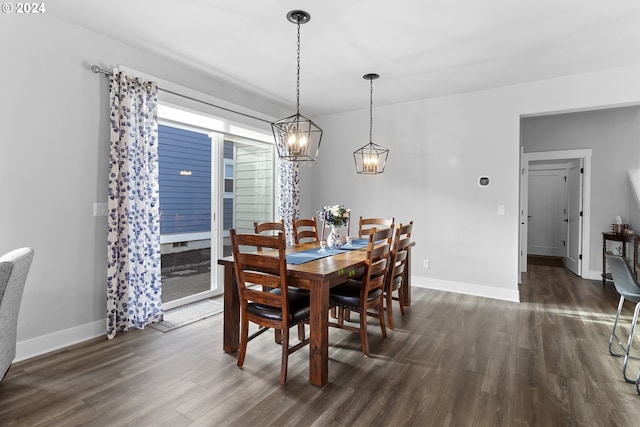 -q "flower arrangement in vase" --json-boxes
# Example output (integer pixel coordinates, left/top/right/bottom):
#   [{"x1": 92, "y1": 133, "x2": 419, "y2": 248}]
[{"x1": 319, "y1": 204, "x2": 351, "y2": 249}]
